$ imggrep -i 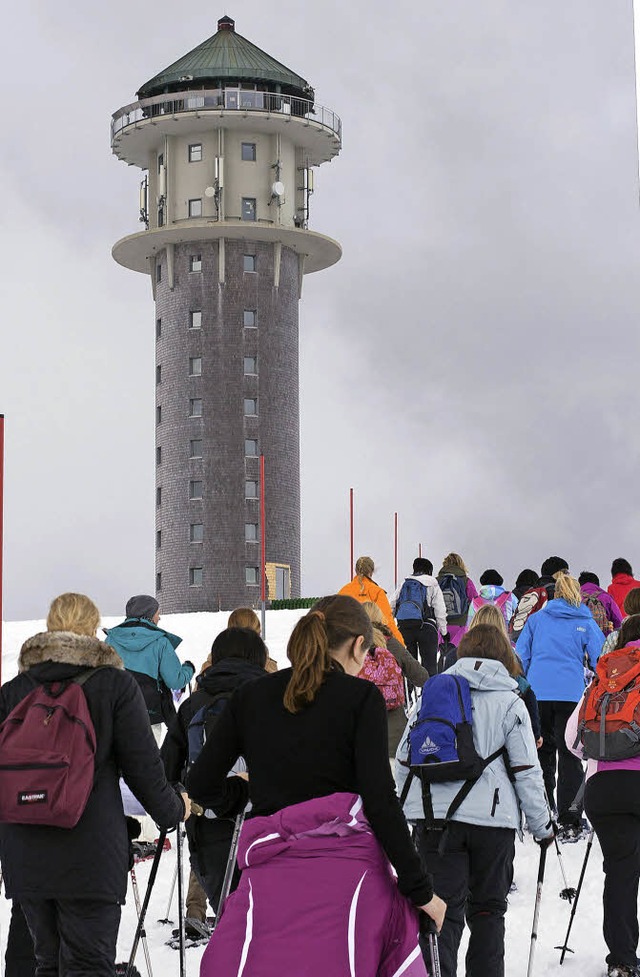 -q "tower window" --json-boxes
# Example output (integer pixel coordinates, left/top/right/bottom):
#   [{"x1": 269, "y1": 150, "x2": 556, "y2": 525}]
[
  {"x1": 243, "y1": 255, "x2": 256, "y2": 273},
  {"x1": 245, "y1": 439, "x2": 258, "y2": 457},
  {"x1": 189, "y1": 480, "x2": 203, "y2": 500},
  {"x1": 156, "y1": 530, "x2": 162, "y2": 550},
  {"x1": 245, "y1": 522, "x2": 259, "y2": 542},
  {"x1": 156, "y1": 405, "x2": 162, "y2": 425},
  {"x1": 189, "y1": 356, "x2": 202, "y2": 377},
  {"x1": 156, "y1": 486, "x2": 162, "y2": 506},
  {"x1": 241, "y1": 142, "x2": 256, "y2": 161},
  {"x1": 189, "y1": 198, "x2": 203, "y2": 218},
  {"x1": 190, "y1": 439, "x2": 203, "y2": 459},
  {"x1": 243, "y1": 310, "x2": 257, "y2": 327},
  {"x1": 190, "y1": 310, "x2": 202, "y2": 329},
  {"x1": 244, "y1": 398, "x2": 257, "y2": 416},
  {"x1": 244, "y1": 356, "x2": 257, "y2": 375},
  {"x1": 156, "y1": 263, "x2": 162, "y2": 283},
  {"x1": 190, "y1": 567, "x2": 203, "y2": 587},
  {"x1": 242, "y1": 198, "x2": 257, "y2": 222},
  {"x1": 190, "y1": 523, "x2": 204, "y2": 543},
  {"x1": 189, "y1": 143, "x2": 203, "y2": 162},
  {"x1": 190, "y1": 255, "x2": 202, "y2": 272},
  {"x1": 156, "y1": 572, "x2": 162, "y2": 591},
  {"x1": 156, "y1": 318, "x2": 162, "y2": 339},
  {"x1": 245, "y1": 480, "x2": 258, "y2": 499},
  {"x1": 156, "y1": 364, "x2": 162, "y2": 385},
  {"x1": 189, "y1": 398, "x2": 203, "y2": 417},
  {"x1": 156, "y1": 446, "x2": 162, "y2": 465},
  {"x1": 246, "y1": 566, "x2": 259, "y2": 585}
]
